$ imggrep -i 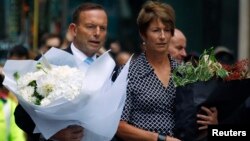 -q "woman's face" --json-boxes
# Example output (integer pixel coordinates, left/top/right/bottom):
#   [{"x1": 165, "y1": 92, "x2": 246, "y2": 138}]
[{"x1": 142, "y1": 18, "x2": 172, "y2": 53}]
